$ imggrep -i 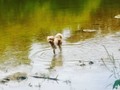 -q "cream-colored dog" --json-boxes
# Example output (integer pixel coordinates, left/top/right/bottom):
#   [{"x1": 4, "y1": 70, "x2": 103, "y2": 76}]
[{"x1": 47, "y1": 33, "x2": 63, "y2": 54}]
